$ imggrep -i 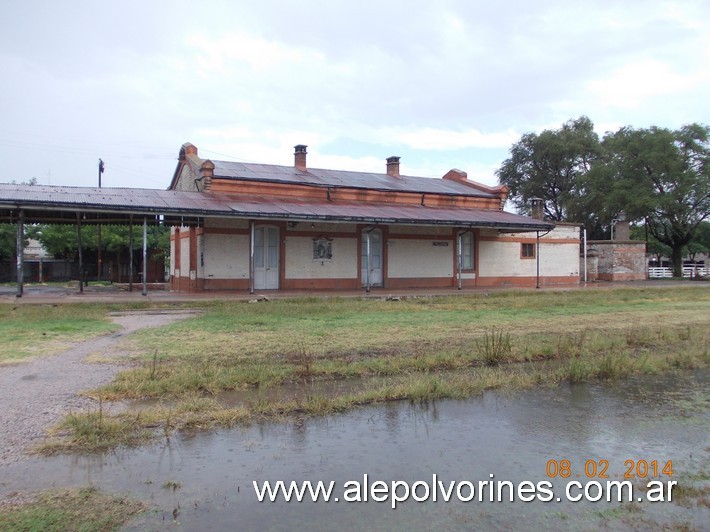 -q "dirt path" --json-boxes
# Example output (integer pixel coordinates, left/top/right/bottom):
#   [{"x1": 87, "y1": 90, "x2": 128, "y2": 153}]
[{"x1": 0, "y1": 309, "x2": 198, "y2": 466}]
